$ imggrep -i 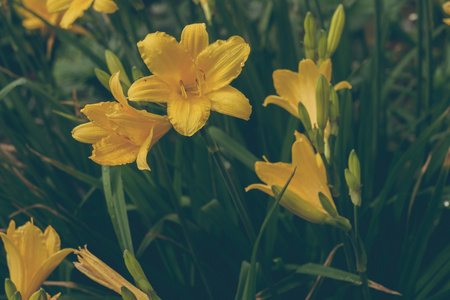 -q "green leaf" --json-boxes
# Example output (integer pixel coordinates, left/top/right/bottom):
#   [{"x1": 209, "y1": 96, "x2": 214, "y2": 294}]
[
  {"x1": 207, "y1": 126, "x2": 258, "y2": 170},
  {"x1": 102, "y1": 166, "x2": 134, "y2": 254},
  {"x1": 0, "y1": 78, "x2": 27, "y2": 100}
]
